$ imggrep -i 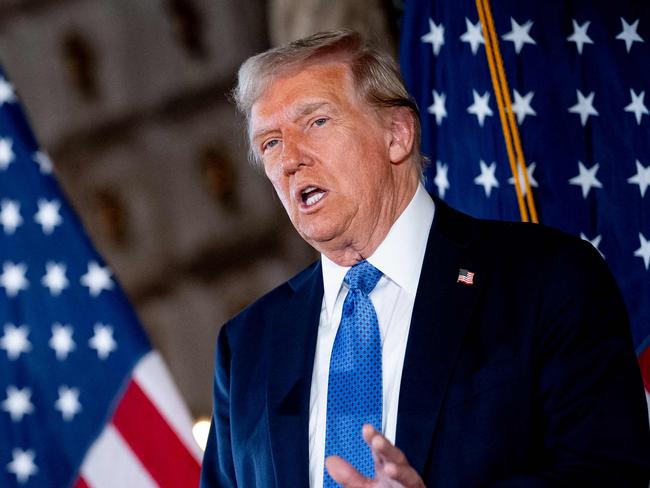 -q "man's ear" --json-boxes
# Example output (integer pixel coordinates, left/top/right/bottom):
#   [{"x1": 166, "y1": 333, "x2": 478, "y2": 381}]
[{"x1": 387, "y1": 106, "x2": 416, "y2": 165}]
